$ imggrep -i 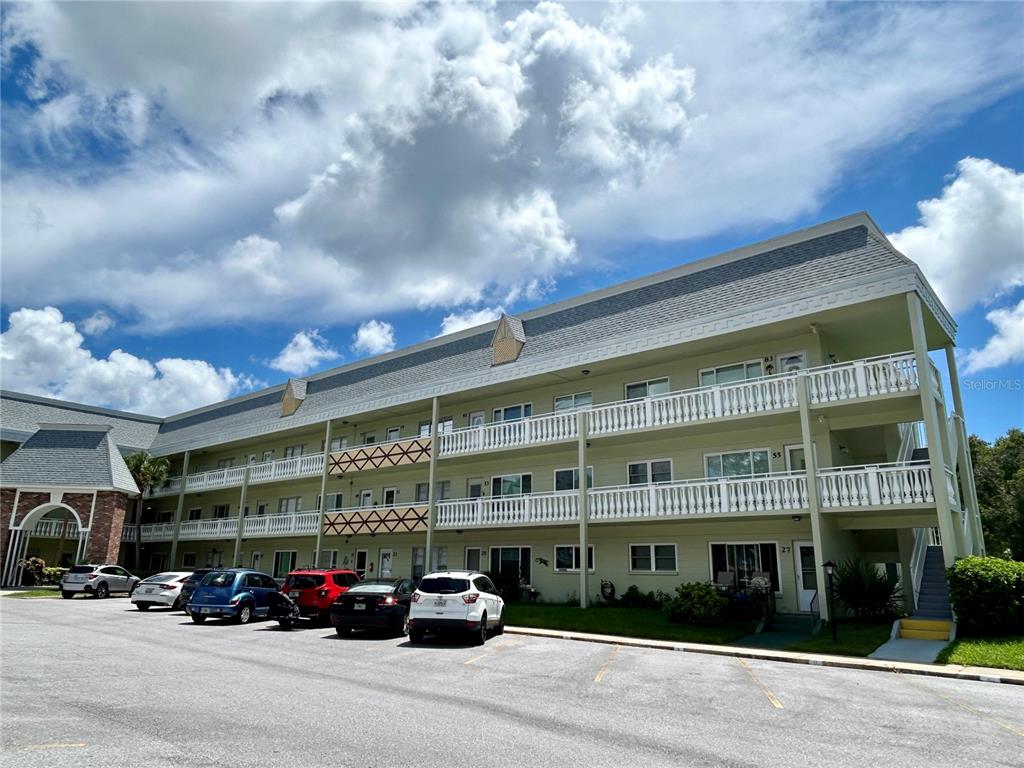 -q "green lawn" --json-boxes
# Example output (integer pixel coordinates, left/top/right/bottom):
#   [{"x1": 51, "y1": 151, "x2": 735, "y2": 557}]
[
  {"x1": 783, "y1": 621, "x2": 892, "y2": 657},
  {"x1": 2, "y1": 589, "x2": 62, "y2": 599},
  {"x1": 504, "y1": 604, "x2": 756, "y2": 645},
  {"x1": 936, "y1": 636, "x2": 1024, "y2": 672}
]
